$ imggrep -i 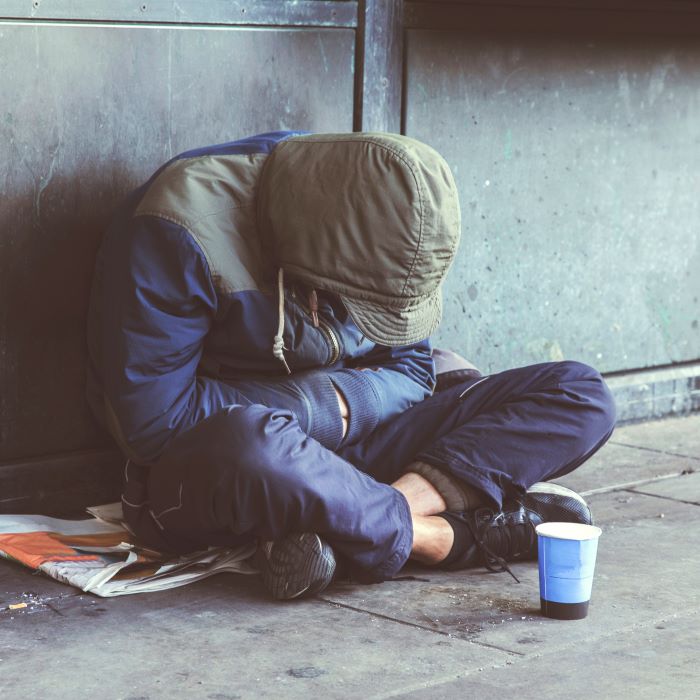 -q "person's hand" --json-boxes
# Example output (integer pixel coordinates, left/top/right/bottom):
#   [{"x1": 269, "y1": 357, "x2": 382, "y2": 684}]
[{"x1": 333, "y1": 385, "x2": 349, "y2": 439}]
